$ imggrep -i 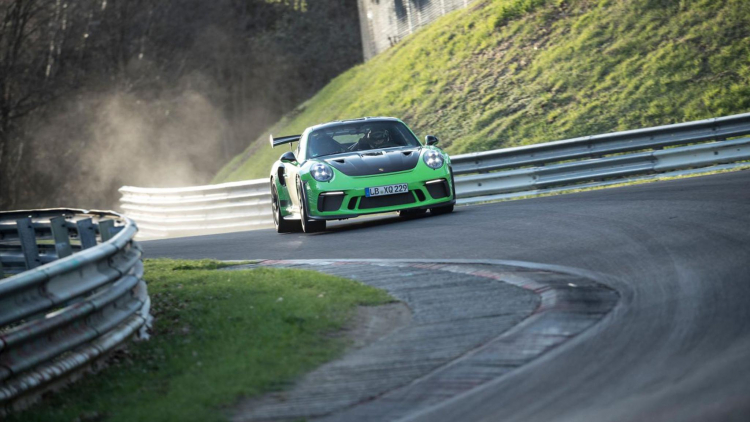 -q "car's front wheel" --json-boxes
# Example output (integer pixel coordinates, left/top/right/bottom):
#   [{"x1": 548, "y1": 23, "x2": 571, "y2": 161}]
[
  {"x1": 272, "y1": 184, "x2": 300, "y2": 233},
  {"x1": 297, "y1": 179, "x2": 326, "y2": 233}
]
